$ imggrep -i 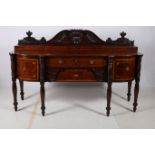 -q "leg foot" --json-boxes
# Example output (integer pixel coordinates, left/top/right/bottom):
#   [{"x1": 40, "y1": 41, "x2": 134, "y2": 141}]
[
  {"x1": 133, "y1": 80, "x2": 139, "y2": 112},
  {"x1": 40, "y1": 82, "x2": 45, "y2": 116},
  {"x1": 127, "y1": 81, "x2": 132, "y2": 101},
  {"x1": 133, "y1": 104, "x2": 137, "y2": 112},
  {"x1": 12, "y1": 80, "x2": 18, "y2": 111},
  {"x1": 106, "y1": 107, "x2": 111, "y2": 117},
  {"x1": 106, "y1": 82, "x2": 112, "y2": 117},
  {"x1": 14, "y1": 103, "x2": 18, "y2": 111},
  {"x1": 19, "y1": 80, "x2": 24, "y2": 100}
]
